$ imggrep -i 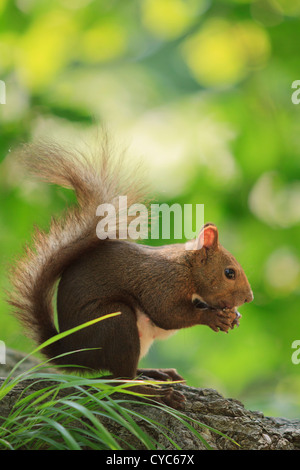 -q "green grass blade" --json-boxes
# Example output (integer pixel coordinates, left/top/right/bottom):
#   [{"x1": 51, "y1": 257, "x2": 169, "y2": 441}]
[
  {"x1": 26, "y1": 415, "x2": 81, "y2": 450},
  {"x1": 0, "y1": 312, "x2": 121, "y2": 400},
  {"x1": 60, "y1": 399, "x2": 121, "y2": 450}
]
